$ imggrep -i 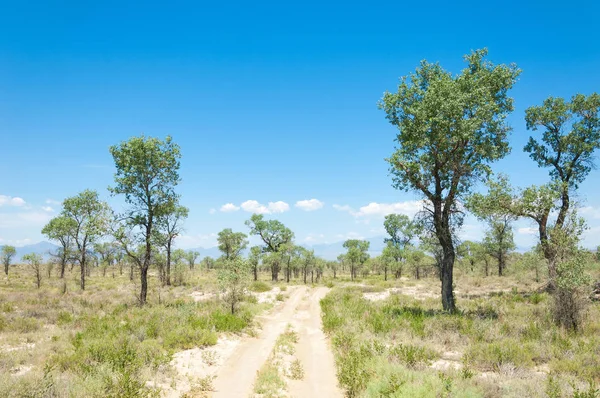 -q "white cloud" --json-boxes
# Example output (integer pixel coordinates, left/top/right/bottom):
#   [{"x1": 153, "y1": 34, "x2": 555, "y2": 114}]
[
  {"x1": 0, "y1": 237, "x2": 34, "y2": 247},
  {"x1": 220, "y1": 203, "x2": 240, "y2": 212},
  {"x1": 0, "y1": 211, "x2": 52, "y2": 229},
  {"x1": 42, "y1": 206, "x2": 54, "y2": 212},
  {"x1": 354, "y1": 201, "x2": 425, "y2": 217},
  {"x1": 333, "y1": 201, "x2": 425, "y2": 218},
  {"x1": 295, "y1": 199, "x2": 324, "y2": 211},
  {"x1": 45, "y1": 199, "x2": 61, "y2": 205},
  {"x1": 268, "y1": 201, "x2": 290, "y2": 213},
  {"x1": 0, "y1": 195, "x2": 26, "y2": 207},
  {"x1": 518, "y1": 227, "x2": 537, "y2": 235},
  {"x1": 241, "y1": 200, "x2": 270, "y2": 214},
  {"x1": 240, "y1": 200, "x2": 290, "y2": 214}
]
